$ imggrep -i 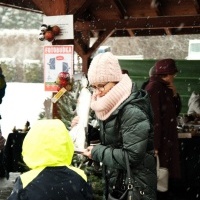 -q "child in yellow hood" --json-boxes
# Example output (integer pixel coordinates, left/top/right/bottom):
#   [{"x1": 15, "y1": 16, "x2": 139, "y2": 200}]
[{"x1": 8, "y1": 119, "x2": 93, "y2": 200}]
